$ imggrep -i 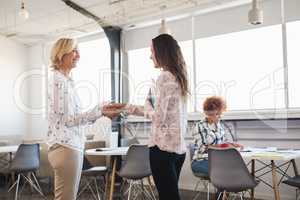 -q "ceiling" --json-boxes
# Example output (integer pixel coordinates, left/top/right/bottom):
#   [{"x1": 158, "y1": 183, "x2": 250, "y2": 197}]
[{"x1": 0, "y1": 0, "x2": 251, "y2": 45}]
